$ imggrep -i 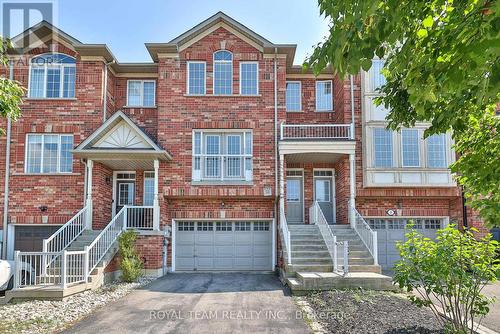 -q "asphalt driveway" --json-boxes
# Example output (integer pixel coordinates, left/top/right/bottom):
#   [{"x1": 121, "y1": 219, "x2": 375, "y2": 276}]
[{"x1": 64, "y1": 273, "x2": 311, "y2": 334}]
